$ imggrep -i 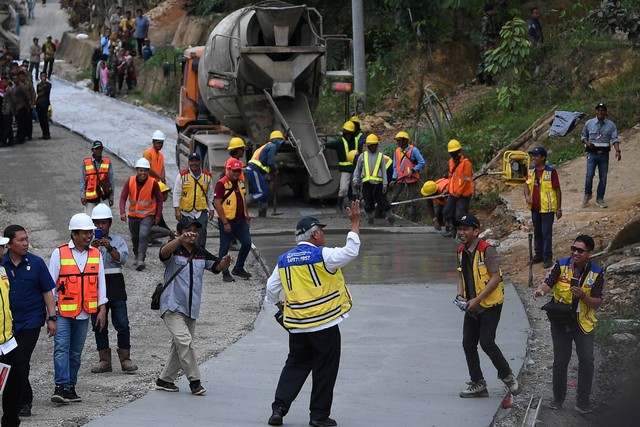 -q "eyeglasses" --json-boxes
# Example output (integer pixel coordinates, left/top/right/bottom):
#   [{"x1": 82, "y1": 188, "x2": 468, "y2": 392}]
[{"x1": 570, "y1": 246, "x2": 589, "y2": 255}]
